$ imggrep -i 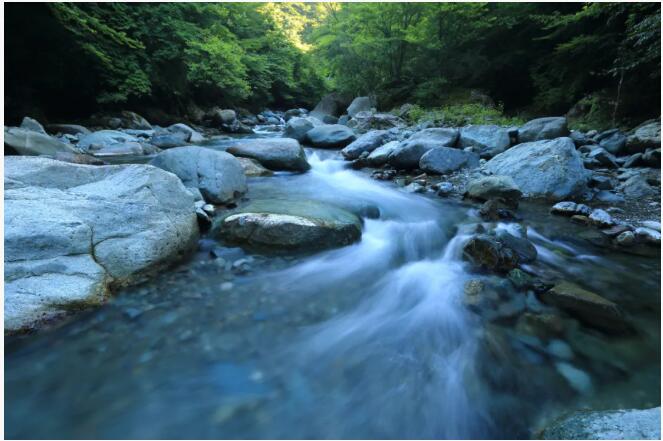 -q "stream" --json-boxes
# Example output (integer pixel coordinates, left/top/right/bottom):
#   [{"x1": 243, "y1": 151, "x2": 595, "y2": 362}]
[{"x1": 5, "y1": 127, "x2": 661, "y2": 439}]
